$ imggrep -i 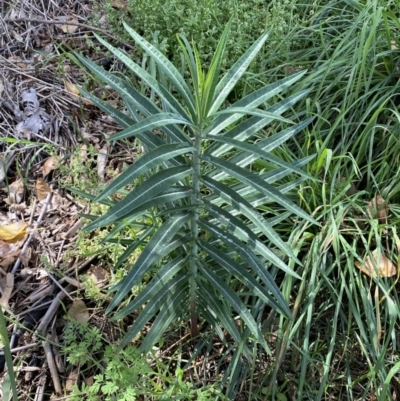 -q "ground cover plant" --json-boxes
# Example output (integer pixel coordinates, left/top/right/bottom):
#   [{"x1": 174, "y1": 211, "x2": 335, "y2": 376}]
[{"x1": 1, "y1": 0, "x2": 400, "y2": 399}]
